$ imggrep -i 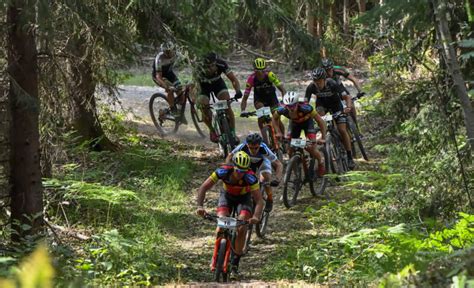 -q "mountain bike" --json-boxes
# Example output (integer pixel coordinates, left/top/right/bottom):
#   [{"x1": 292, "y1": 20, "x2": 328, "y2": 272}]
[
  {"x1": 346, "y1": 94, "x2": 369, "y2": 161},
  {"x1": 322, "y1": 112, "x2": 349, "y2": 174},
  {"x1": 199, "y1": 95, "x2": 239, "y2": 158},
  {"x1": 149, "y1": 83, "x2": 206, "y2": 137},
  {"x1": 204, "y1": 213, "x2": 248, "y2": 282},
  {"x1": 282, "y1": 138, "x2": 328, "y2": 208},
  {"x1": 241, "y1": 107, "x2": 285, "y2": 162}
]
